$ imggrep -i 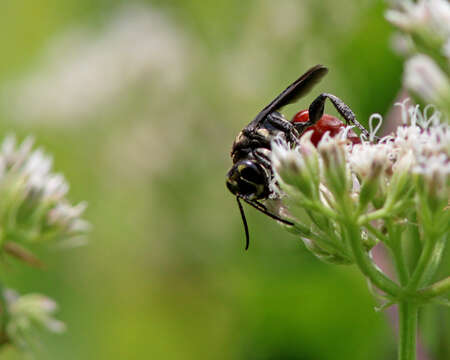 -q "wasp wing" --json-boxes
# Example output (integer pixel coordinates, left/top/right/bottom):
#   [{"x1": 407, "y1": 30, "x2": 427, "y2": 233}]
[{"x1": 248, "y1": 65, "x2": 328, "y2": 131}]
